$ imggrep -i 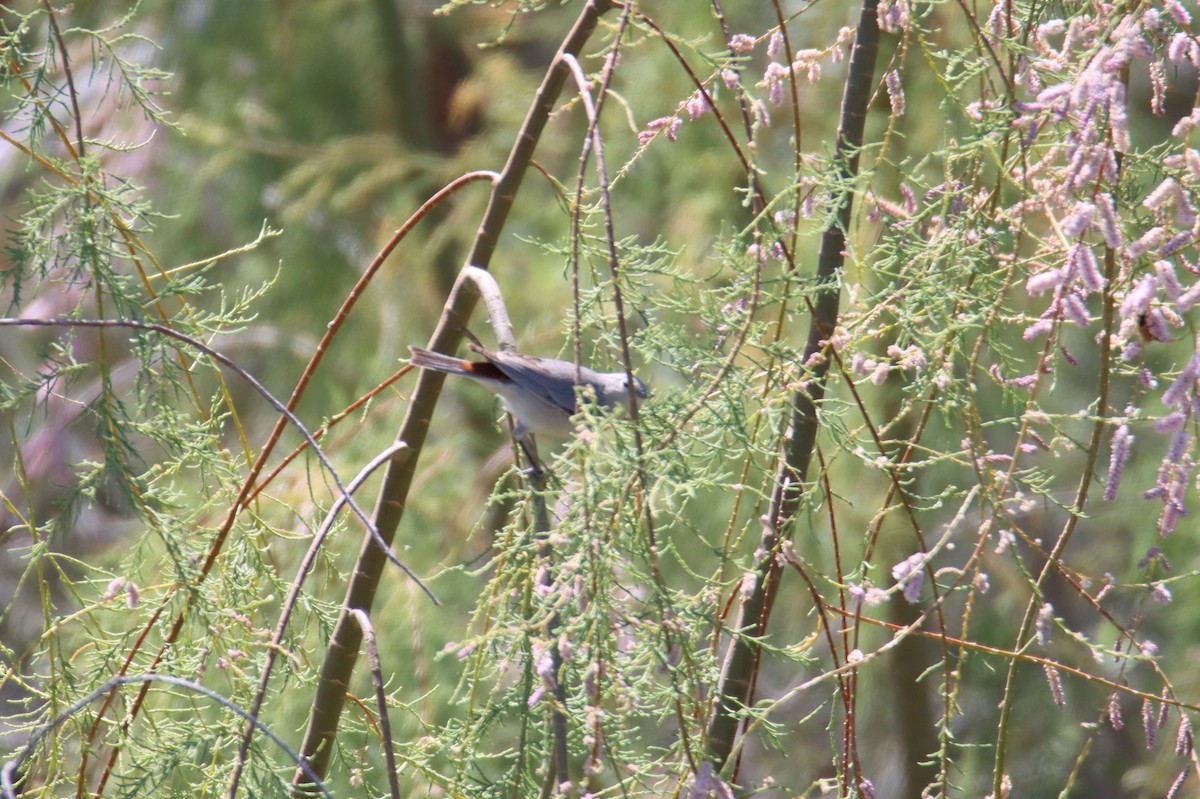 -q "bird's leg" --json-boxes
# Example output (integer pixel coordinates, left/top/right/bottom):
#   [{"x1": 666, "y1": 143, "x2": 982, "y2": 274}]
[{"x1": 517, "y1": 434, "x2": 547, "y2": 485}]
